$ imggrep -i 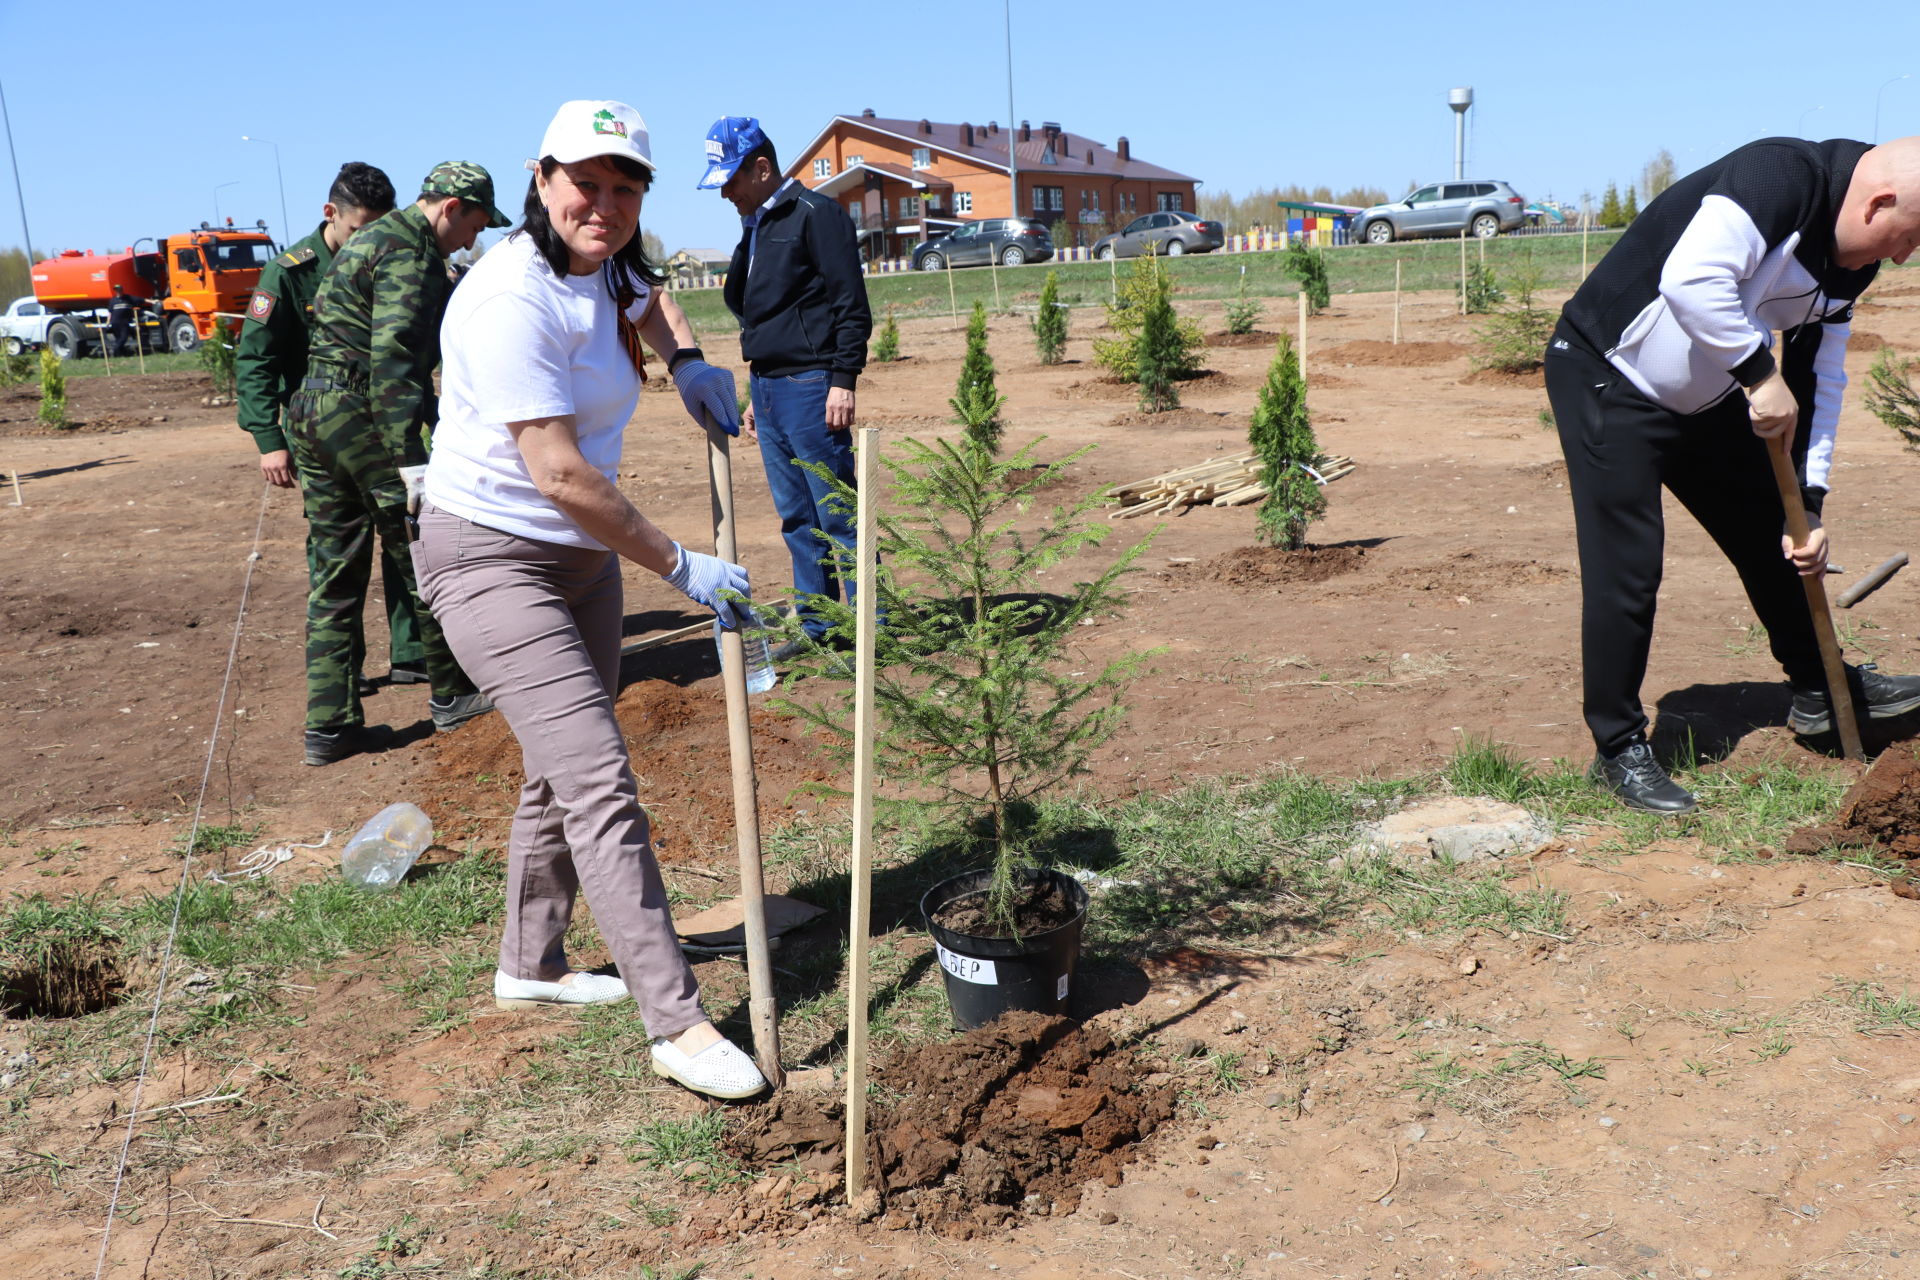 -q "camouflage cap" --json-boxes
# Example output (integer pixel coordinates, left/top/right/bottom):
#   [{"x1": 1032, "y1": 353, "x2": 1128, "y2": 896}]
[{"x1": 421, "y1": 161, "x2": 511, "y2": 228}]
